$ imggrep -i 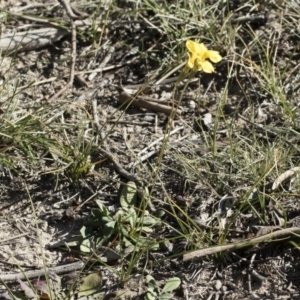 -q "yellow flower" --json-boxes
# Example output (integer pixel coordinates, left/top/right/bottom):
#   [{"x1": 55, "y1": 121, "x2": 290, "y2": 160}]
[{"x1": 184, "y1": 40, "x2": 222, "y2": 73}]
